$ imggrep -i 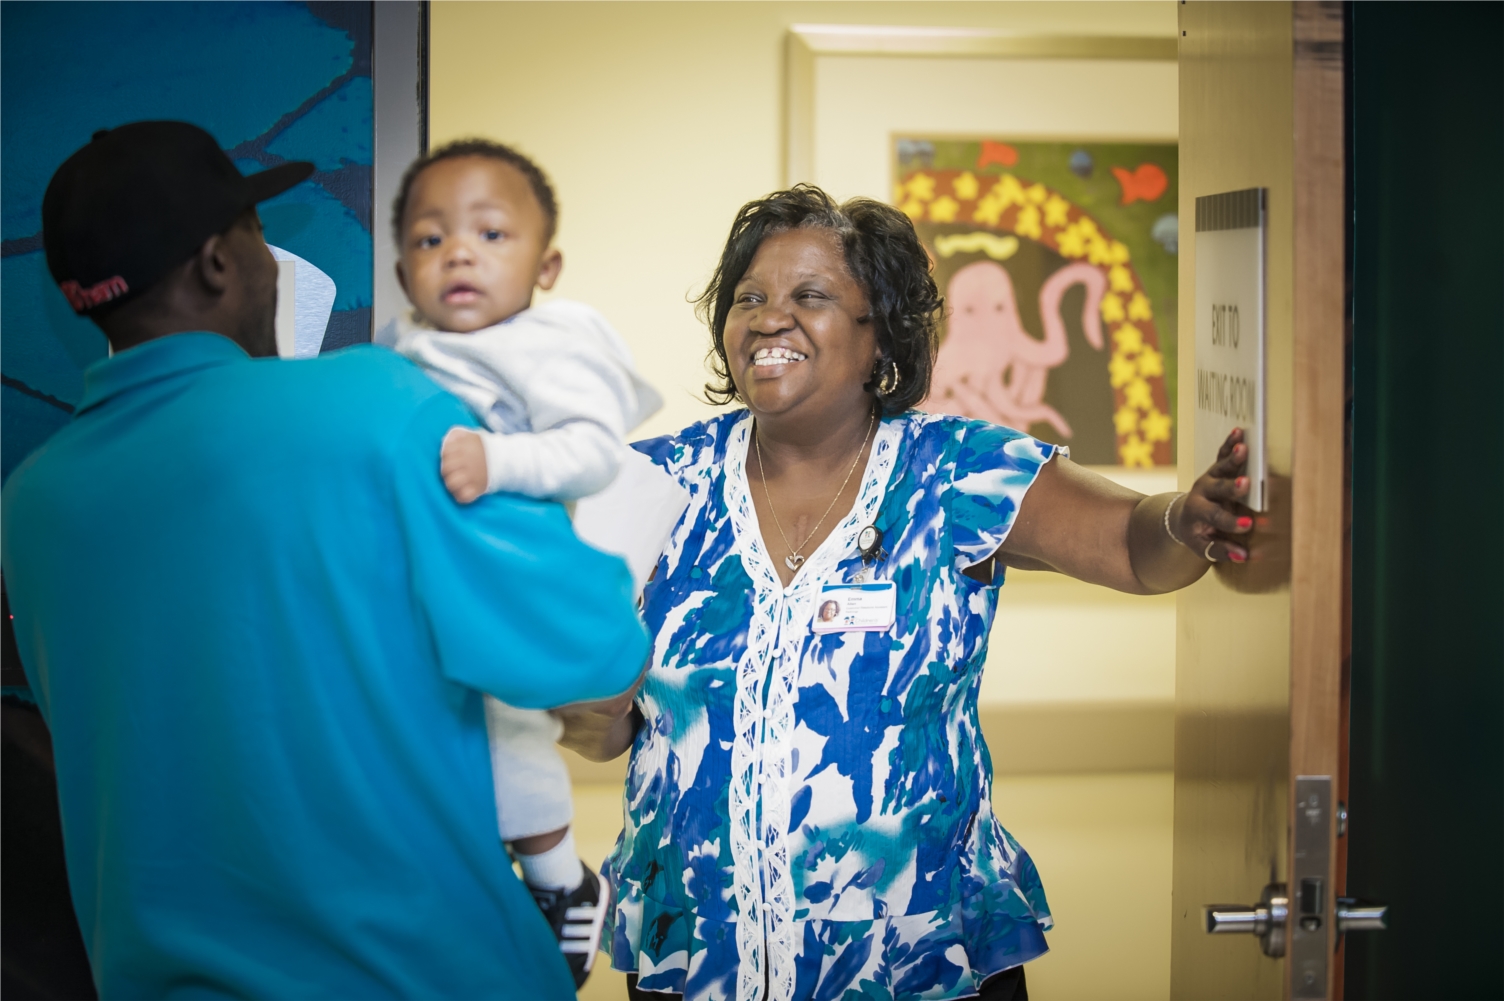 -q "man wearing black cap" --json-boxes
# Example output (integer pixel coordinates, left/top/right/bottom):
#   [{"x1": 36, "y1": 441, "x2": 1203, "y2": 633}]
[{"x1": 1, "y1": 122, "x2": 648, "y2": 998}]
